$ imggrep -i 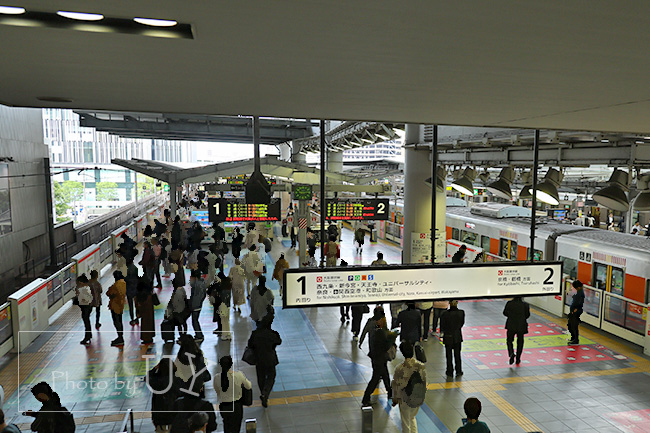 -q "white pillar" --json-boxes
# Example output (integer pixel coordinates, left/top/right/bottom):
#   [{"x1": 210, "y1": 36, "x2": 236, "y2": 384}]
[{"x1": 402, "y1": 124, "x2": 446, "y2": 264}]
